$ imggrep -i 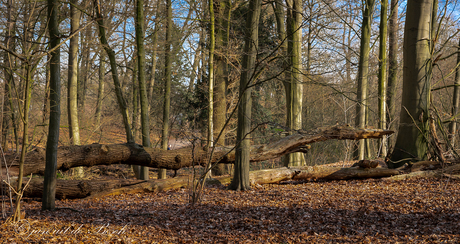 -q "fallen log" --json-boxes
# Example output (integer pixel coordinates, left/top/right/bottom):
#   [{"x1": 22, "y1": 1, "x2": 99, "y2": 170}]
[
  {"x1": 2, "y1": 125, "x2": 394, "y2": 176},
  {"x1": 6, "y1": 166, "x2": 399, "y2": 199},
  {"x1": 383, "y1": 162, "x2": 460, "y2": 180},
  {"x1": 382, "y1": 170, "x2": 441, "y2": 180}
]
